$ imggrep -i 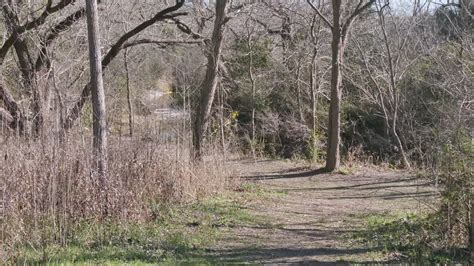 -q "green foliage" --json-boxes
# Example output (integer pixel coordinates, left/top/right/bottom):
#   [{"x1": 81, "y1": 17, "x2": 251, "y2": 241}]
[
  {"x1": 80, "y1": 102, "x2": 93, "y2": 130},
  {"x1": 305, "y1": 132, "x2": 325, "y2": 161},
  {"x1": 12, "y1": 195, "x2": 263, "y2": 265},
  {"x1": 434, "y1": 5, "x2": 467, "y2": 40},
  {"x1": 436, "y1": 131, "x2": 473, "y2": 248},
  {"x1": 353, "y1": 212, "x2": 470, "y2": 263},
  {"x1": 229, "y1": 37, "x2": 272, "y2": 78},
  {"x1": 341, "y1": 102, "x2": 393, "y2": 161}
]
